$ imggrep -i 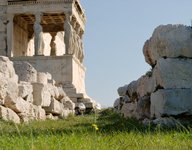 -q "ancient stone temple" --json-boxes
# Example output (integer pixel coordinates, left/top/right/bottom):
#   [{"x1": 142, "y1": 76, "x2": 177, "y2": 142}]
[{"x1": 0, "y1": 0, "x2": 96, "y2": 111}]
